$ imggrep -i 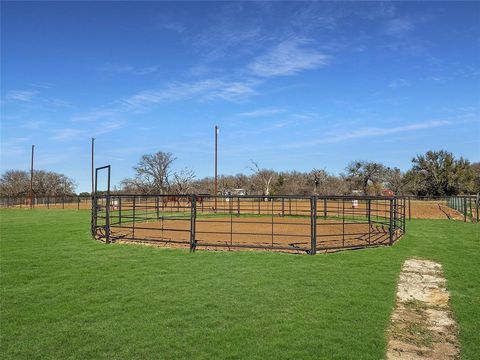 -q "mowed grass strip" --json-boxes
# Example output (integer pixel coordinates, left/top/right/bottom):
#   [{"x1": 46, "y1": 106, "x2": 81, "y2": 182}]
[{"x1": 1, "y1": 210, "x2": 478, "y2": 359}]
